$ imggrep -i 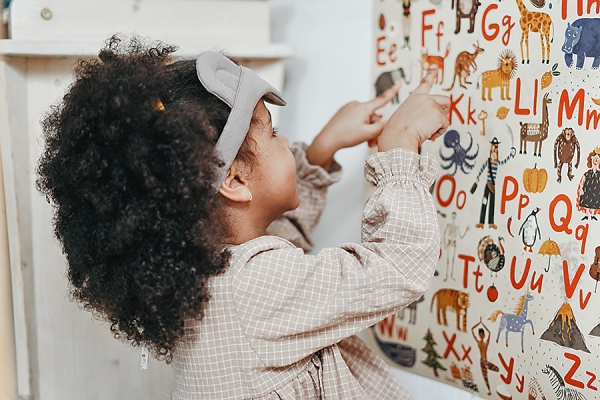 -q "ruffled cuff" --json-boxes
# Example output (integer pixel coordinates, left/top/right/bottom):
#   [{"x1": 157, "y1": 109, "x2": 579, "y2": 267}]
[
  {"x1": 291, "y1": 142, "x2": 342, "y2": 189},
  {"x1": 364, "y1": 148, "x2": 437, "y2": 188}
]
